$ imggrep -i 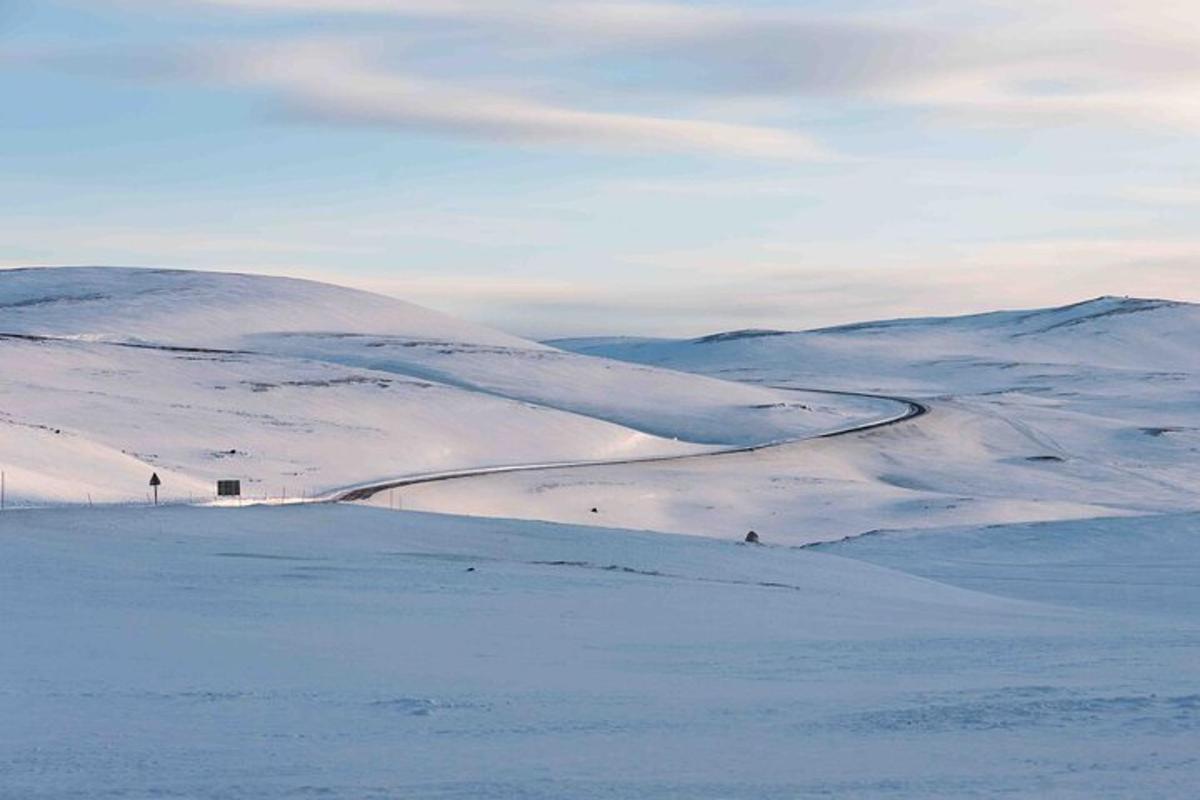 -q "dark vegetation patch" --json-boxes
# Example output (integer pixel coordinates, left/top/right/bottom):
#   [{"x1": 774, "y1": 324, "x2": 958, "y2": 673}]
[
  {"x1": 0, "y1": 292, "x2": 112, "y2": 309},
  {"x1": 692, "y1": 329, "x2": 791, "y2": 344},
  {"x1": 242, "y1": 376, "x2": 431, "y2": 392},
  {"x1": 0, "y1": 413, "x2": 65, "y2": 435},
  {"x1": 0, "y1": 332, "x2": 247, "y2": 361},
  {"x1": 1013, "y1": 297, "x2": 1182, "y2": 337},
  {"x1": 267, "y1": 332, "x2": 546, "y2": 358},
  {"x1": 119, "y1": 342, "x2": 246, "y2": 355}
]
